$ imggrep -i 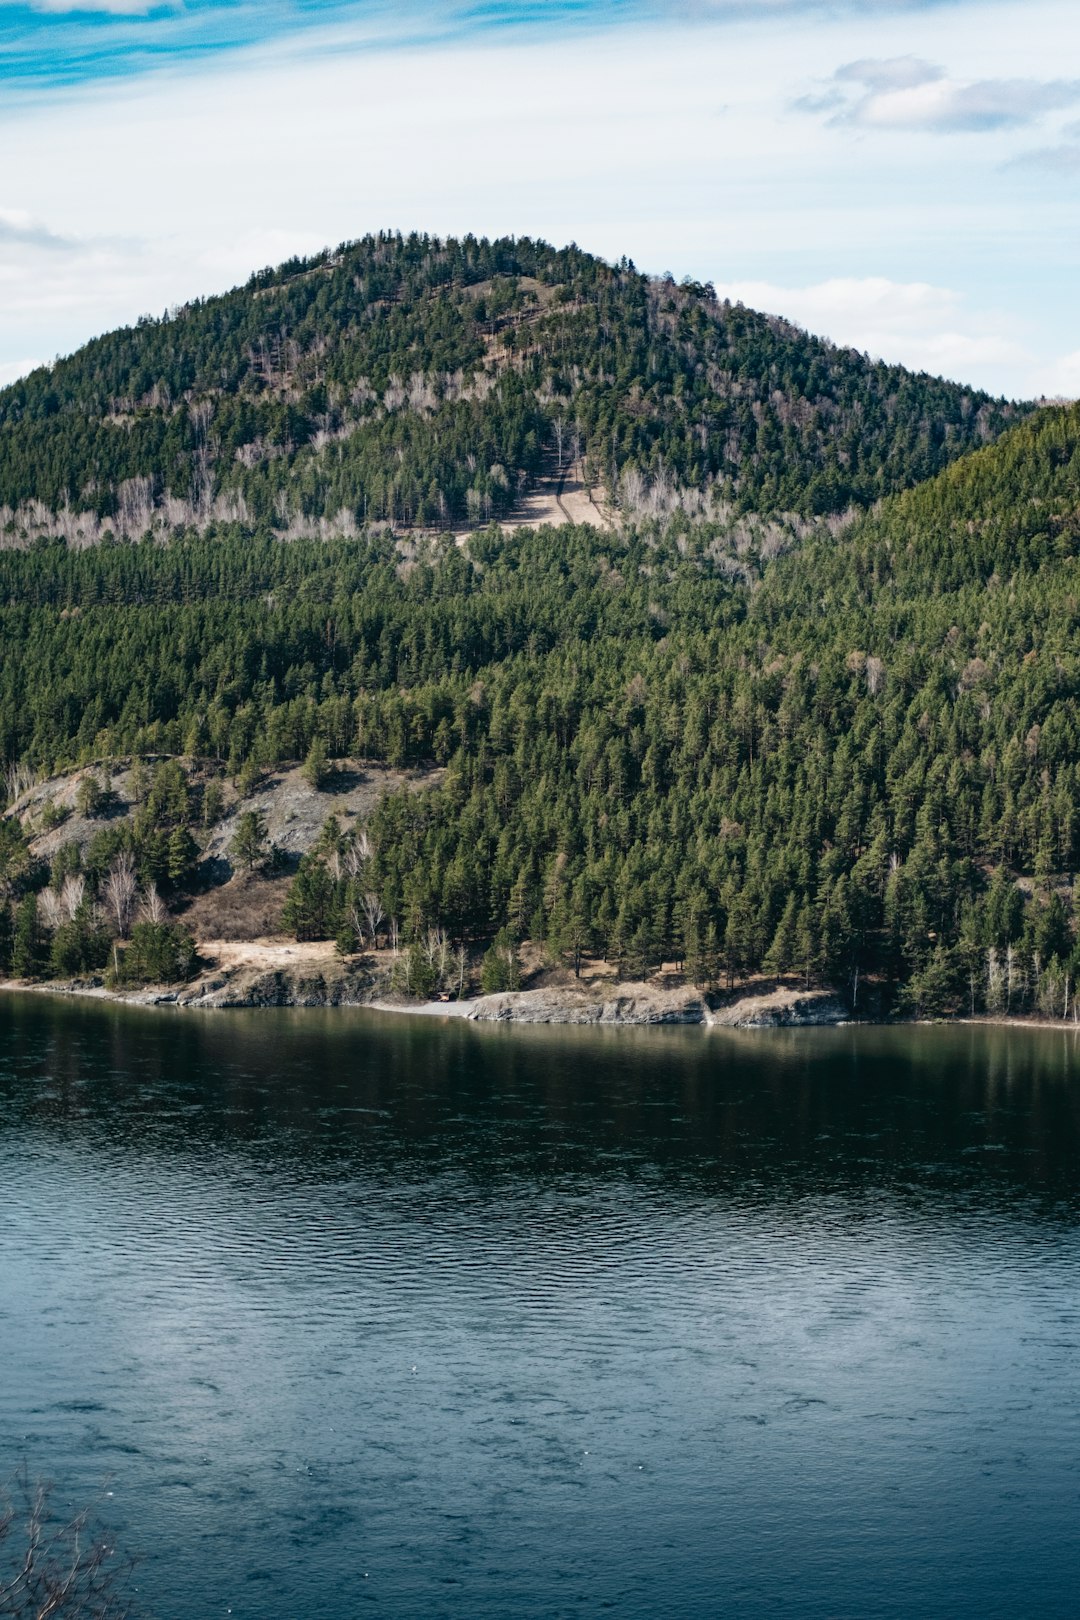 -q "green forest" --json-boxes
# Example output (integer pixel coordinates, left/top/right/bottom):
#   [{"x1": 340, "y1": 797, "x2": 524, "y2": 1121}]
[
  {"x1": 0, "y1": 233, "x2": 1076, "y2": 1018},
  {"x1": 0, "y1": 232, "x2": 1023, "y2": 535}
]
